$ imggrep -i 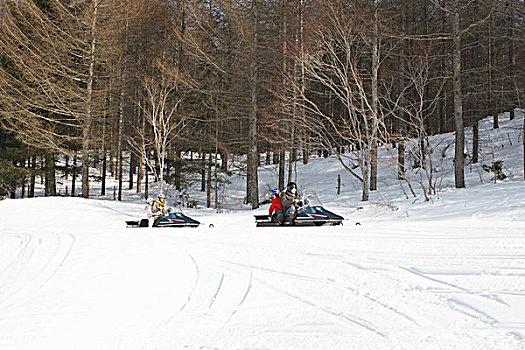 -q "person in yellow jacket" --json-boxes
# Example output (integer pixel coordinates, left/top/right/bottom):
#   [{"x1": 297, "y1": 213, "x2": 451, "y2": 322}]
[{"x1": 152, "y1": 193, "x2": 167, "y2": 226}]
